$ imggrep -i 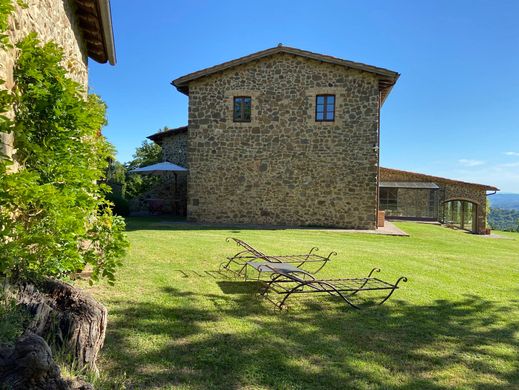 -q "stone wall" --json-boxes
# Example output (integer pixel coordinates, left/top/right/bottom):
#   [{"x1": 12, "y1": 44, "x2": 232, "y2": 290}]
[
  {"x1": 186, "y1": 53, "x2": 380, "y2": 228},
  {"x1": 161, "y1": 131, "x2": 188, "y2": 207},
  {"x1": 380, "y1": 168, "x2": 490, "y2": 233},
  {"x1": 0, "y1": 0, "x2": 88, "y2": 163},
  {"x1": 162, "y1": 132, "x2": 188, "y2": 167},
  {"x1": 442, "y1": 183, "x2": 488, "y2": 233}
]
